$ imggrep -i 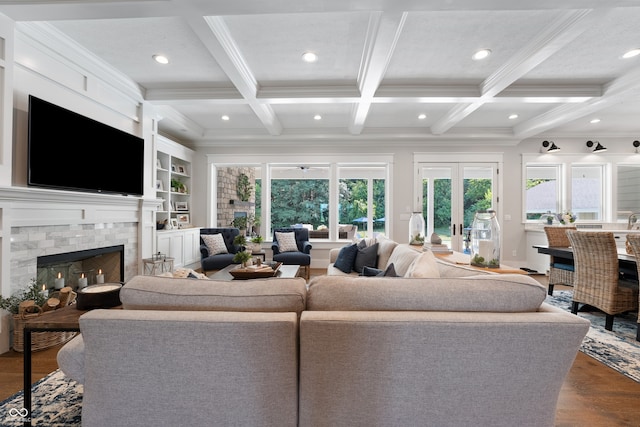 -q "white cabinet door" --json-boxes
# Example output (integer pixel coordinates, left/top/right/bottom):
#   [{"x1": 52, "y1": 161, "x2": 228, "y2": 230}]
[
  {"x1": 183, "y1": 228, "x2": 200, "y2": 266},
  {"x1": 157, "y1": 233, "x2": 172, "y2": 258},
  {"x1": 169, "y1": 233, "x2": 185, "y2": 267}
]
